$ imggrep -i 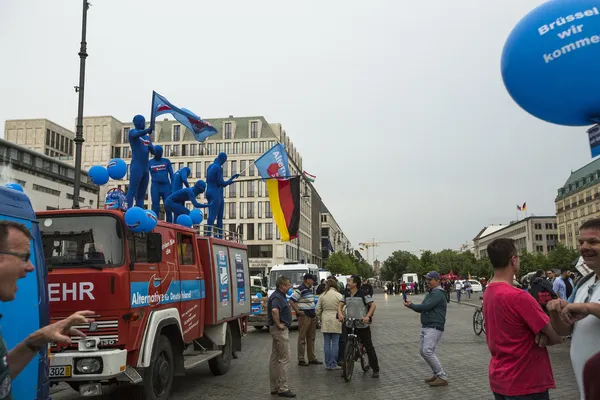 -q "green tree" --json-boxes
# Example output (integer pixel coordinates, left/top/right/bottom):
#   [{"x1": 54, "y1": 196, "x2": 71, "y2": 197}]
[
  {"x1": 547, "y1": 244, "x2": 579, "y2": 270},
  {"x1": 324, "y1": 252, "x2": 356, "y2": 275},
  {"x1": 518, "y1": 251, "x2": 539, "y2": 276},
  {"x1": 380, "y1": 250, "x2": 421, "y2": 281}
]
